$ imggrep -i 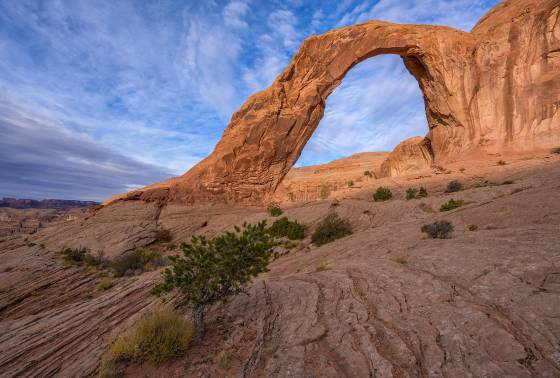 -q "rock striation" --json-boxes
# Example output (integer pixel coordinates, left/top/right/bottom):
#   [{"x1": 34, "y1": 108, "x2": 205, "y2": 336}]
[
  {"x1": 379, "y1": 137, "x2": 434, "y2": 178},
  {"x1": 118, "y1": 0, "x2": 560, "y2": 205}
]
